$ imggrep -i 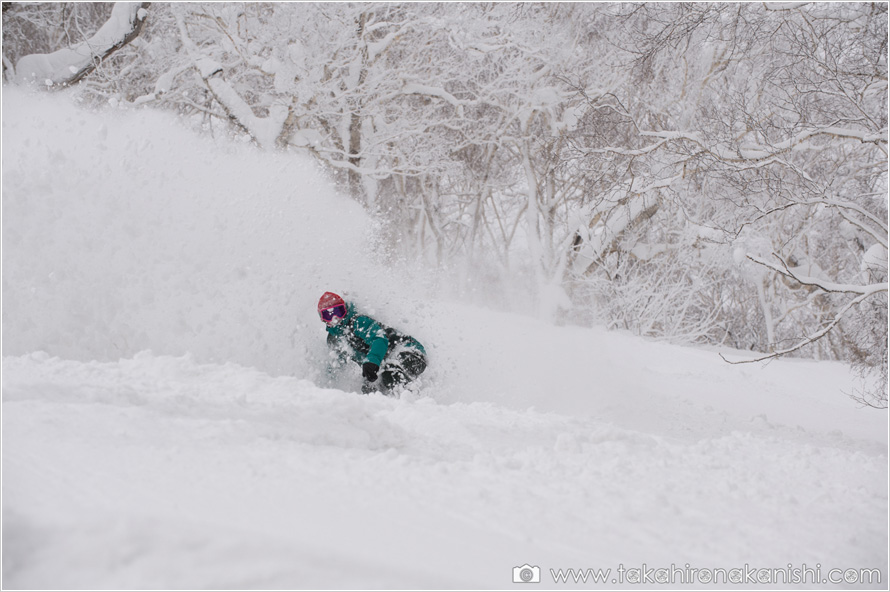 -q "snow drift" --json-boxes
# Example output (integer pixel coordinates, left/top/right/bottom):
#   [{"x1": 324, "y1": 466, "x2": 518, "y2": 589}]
[{"x1": 2, "y1": 88, "x2": 887, "y2": 590}]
